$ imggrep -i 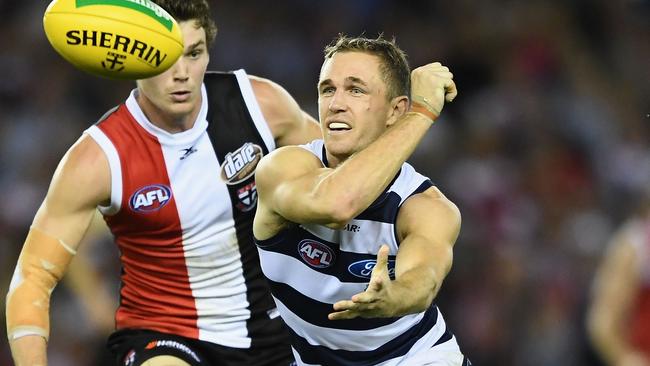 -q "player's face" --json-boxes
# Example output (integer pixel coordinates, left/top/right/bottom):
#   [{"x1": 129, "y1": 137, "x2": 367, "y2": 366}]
[
  {"x1": 317, "y1": 52, "x2": 396, "y2": 165},
  {"x1": 136, "y1": 20, "x2": 209, "y2": 130}
]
